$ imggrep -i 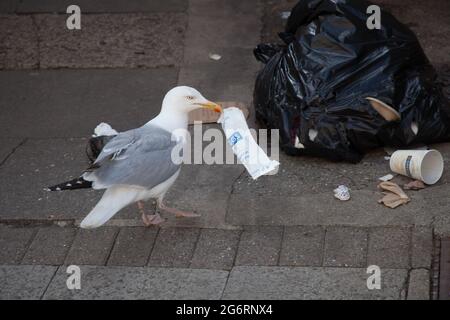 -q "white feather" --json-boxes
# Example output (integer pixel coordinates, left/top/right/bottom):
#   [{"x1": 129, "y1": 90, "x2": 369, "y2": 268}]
[
  {"x1": 80, "y1": 170, "x2": 180, "y2": 229},
  {"x1": 93, "y1": 122, "x2": 118, "y2": 137},
  {"x1": 80, "y1": 186, "x2": 140, "y2": 229}
]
